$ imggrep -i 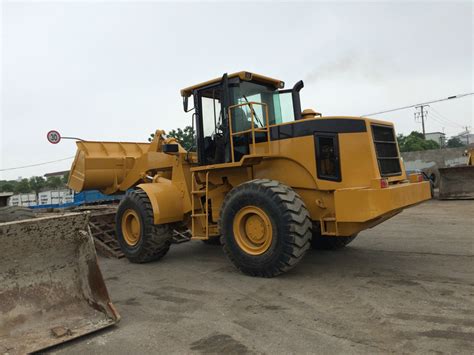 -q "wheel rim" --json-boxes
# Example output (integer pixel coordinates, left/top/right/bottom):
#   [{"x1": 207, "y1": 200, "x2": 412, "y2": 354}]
[
  {"x1": 233, "y1": 206, "x2": 272, "y2": 255},
  {"x1": 122, "y1": 209, "x2": 141, "y2": 246}
]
